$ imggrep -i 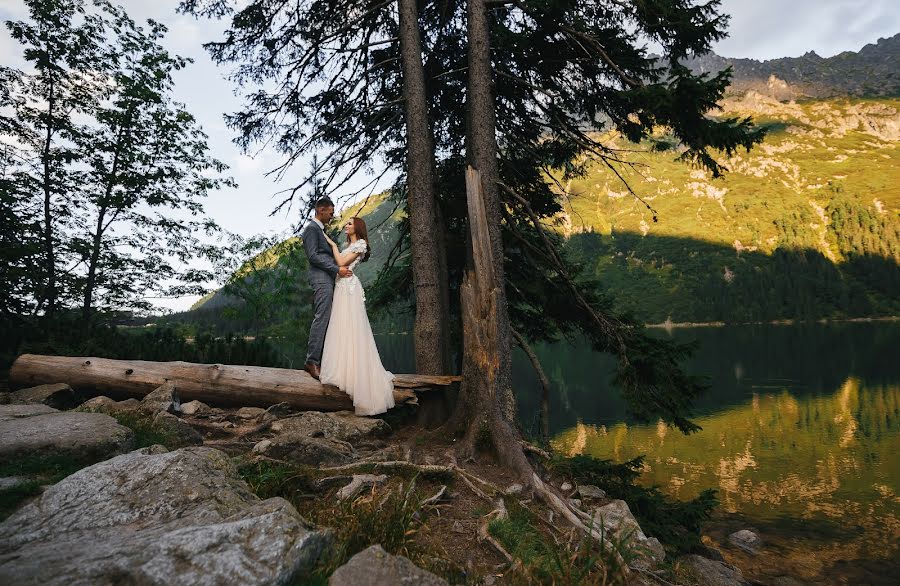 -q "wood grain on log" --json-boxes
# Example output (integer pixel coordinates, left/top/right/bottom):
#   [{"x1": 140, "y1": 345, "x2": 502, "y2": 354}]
[{"x1": 9, "y1": 354, "x2": 459, "y2": 411}]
